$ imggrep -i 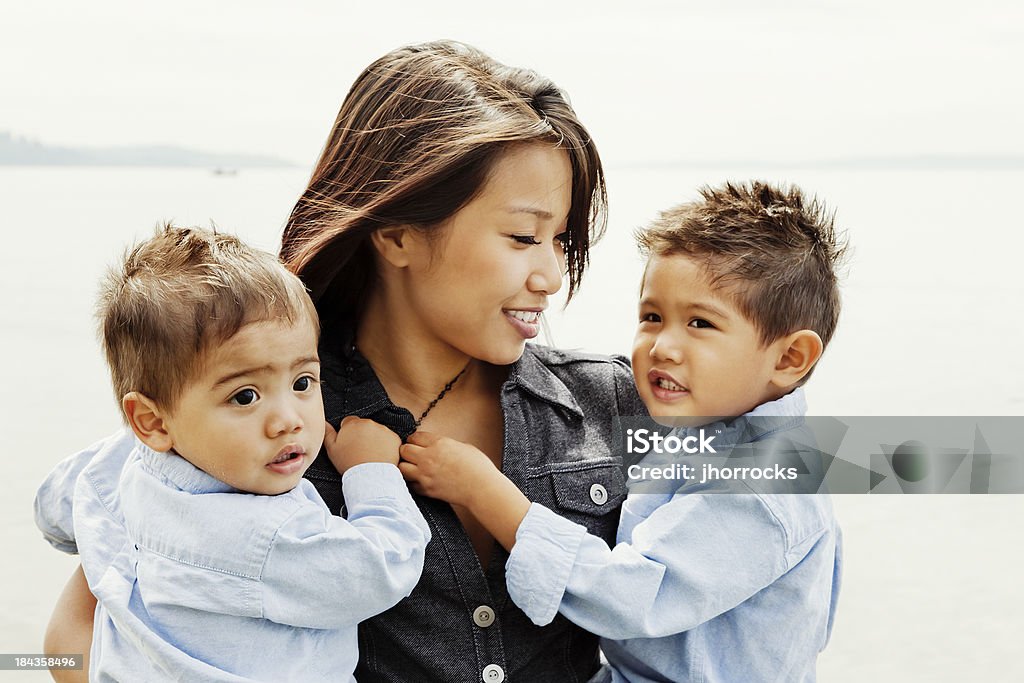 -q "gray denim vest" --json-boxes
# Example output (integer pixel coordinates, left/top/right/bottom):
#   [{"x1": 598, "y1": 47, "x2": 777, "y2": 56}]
[{"x1": 304, "y1": 326, "x2": 645, "y2": 683}]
